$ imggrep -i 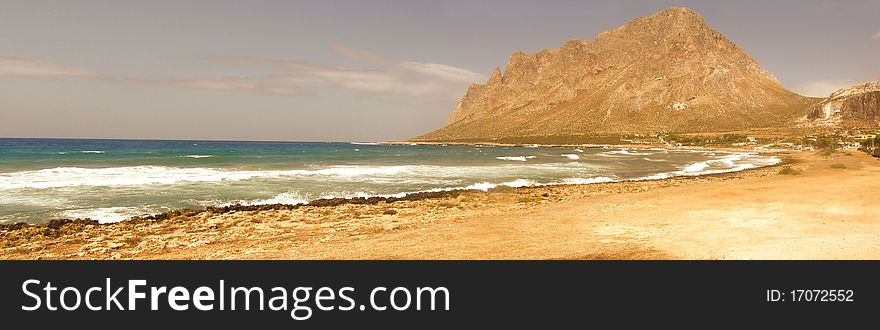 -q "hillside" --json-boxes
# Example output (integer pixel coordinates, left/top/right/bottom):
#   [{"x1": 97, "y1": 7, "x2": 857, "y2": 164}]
[
  {"x1": 415, "y1": 7, "x2": 814, "y2": 142},
  {"x1": 803, "y1": 82, "x2": 880, "y2": 127}
]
